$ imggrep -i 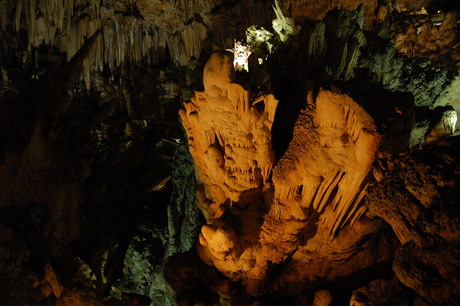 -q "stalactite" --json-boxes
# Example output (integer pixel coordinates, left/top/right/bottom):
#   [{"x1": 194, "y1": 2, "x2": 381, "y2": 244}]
[
  {"x1": 2, "y1": 0, "x2": 216, "y2": 88},
  {"x1": 307, "y1": 22, "x2": 327, "y2": 68},
  {"x1": 15, "y1": 1, "x2": 24, "y2": 32},
  {"x1": 395, "y1": 11, "x2": 458, "y2": 62}
]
